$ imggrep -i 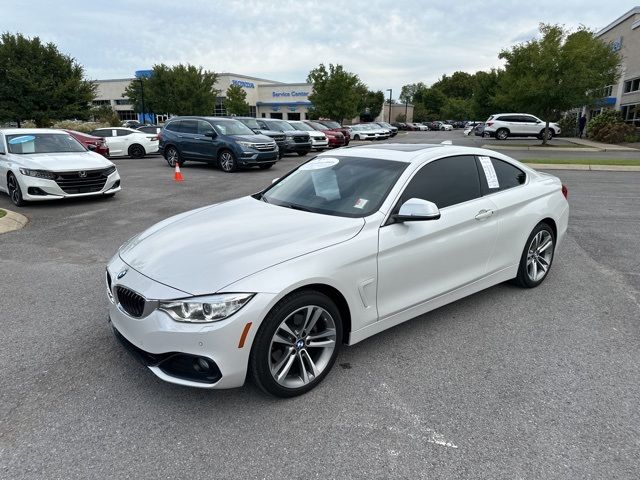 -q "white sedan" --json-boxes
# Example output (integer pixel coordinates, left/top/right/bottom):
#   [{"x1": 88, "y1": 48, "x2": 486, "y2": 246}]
[
  {"x1": 0, "y1": 128, "x2": 121, "y2": 207},
  {"x1": 288, "y1": 121, "x2": 329, "y2": 151},
  {"x1": 107, "y1": 144, "x2": 569, "y2": 397},
  {"x1": 90, "y1": 127, "x2": 159, "y2": 158}
]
